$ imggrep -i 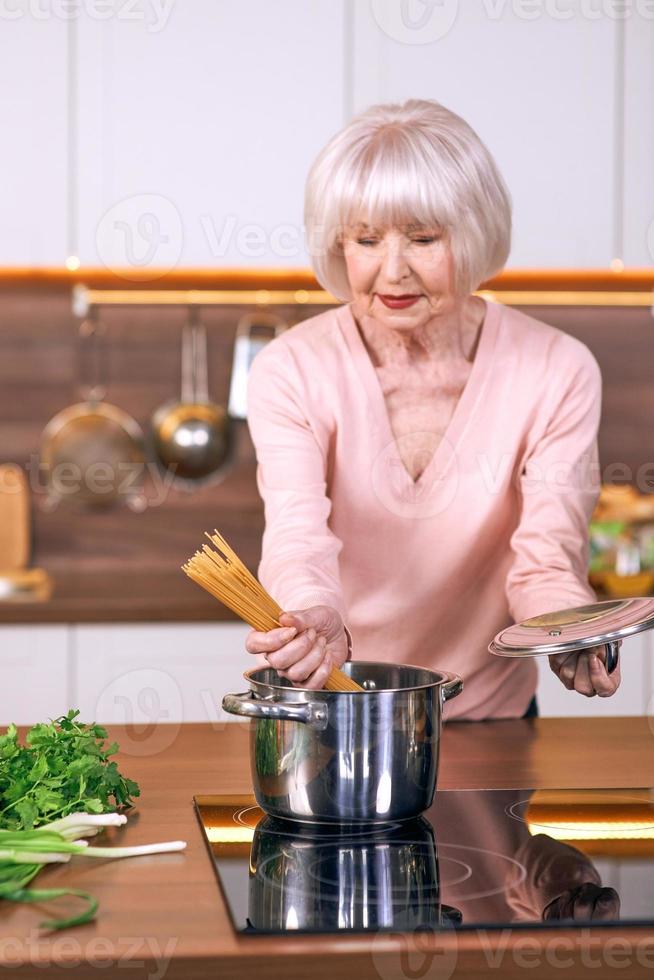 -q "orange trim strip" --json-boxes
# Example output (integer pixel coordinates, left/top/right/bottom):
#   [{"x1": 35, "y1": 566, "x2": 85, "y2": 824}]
[{"x1": 0, "y1": 267, "x2": 653, "y2": 292}]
